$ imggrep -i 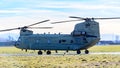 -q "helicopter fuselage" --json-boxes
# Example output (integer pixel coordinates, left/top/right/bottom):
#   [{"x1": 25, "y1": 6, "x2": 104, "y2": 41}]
[
  {"x1": 15, "y1": 20, "x2": 100, "y2": 54},
  {"x1": 15, "y1": 33, "x2": 100, "y2": 51}
]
